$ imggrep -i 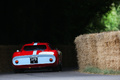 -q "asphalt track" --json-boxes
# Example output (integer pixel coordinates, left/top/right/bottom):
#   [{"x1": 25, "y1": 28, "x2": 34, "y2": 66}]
[{"x1": 0, "y1": 68, "x2": 120, "y2": 80}]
